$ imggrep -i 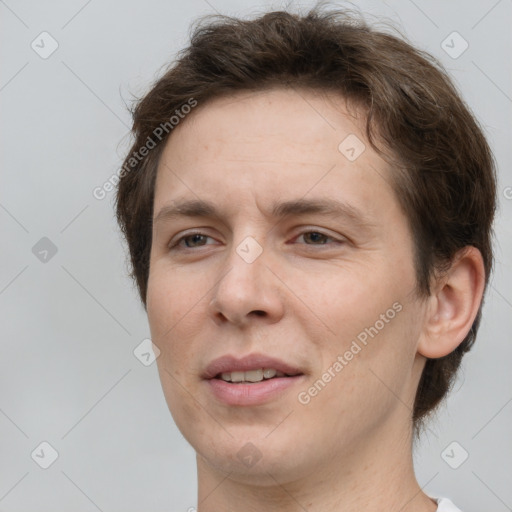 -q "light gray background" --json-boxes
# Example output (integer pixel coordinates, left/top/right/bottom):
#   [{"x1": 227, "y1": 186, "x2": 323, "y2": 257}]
[{"x1": 1, "y1": 0, "x2": 511, "y2": 511}]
